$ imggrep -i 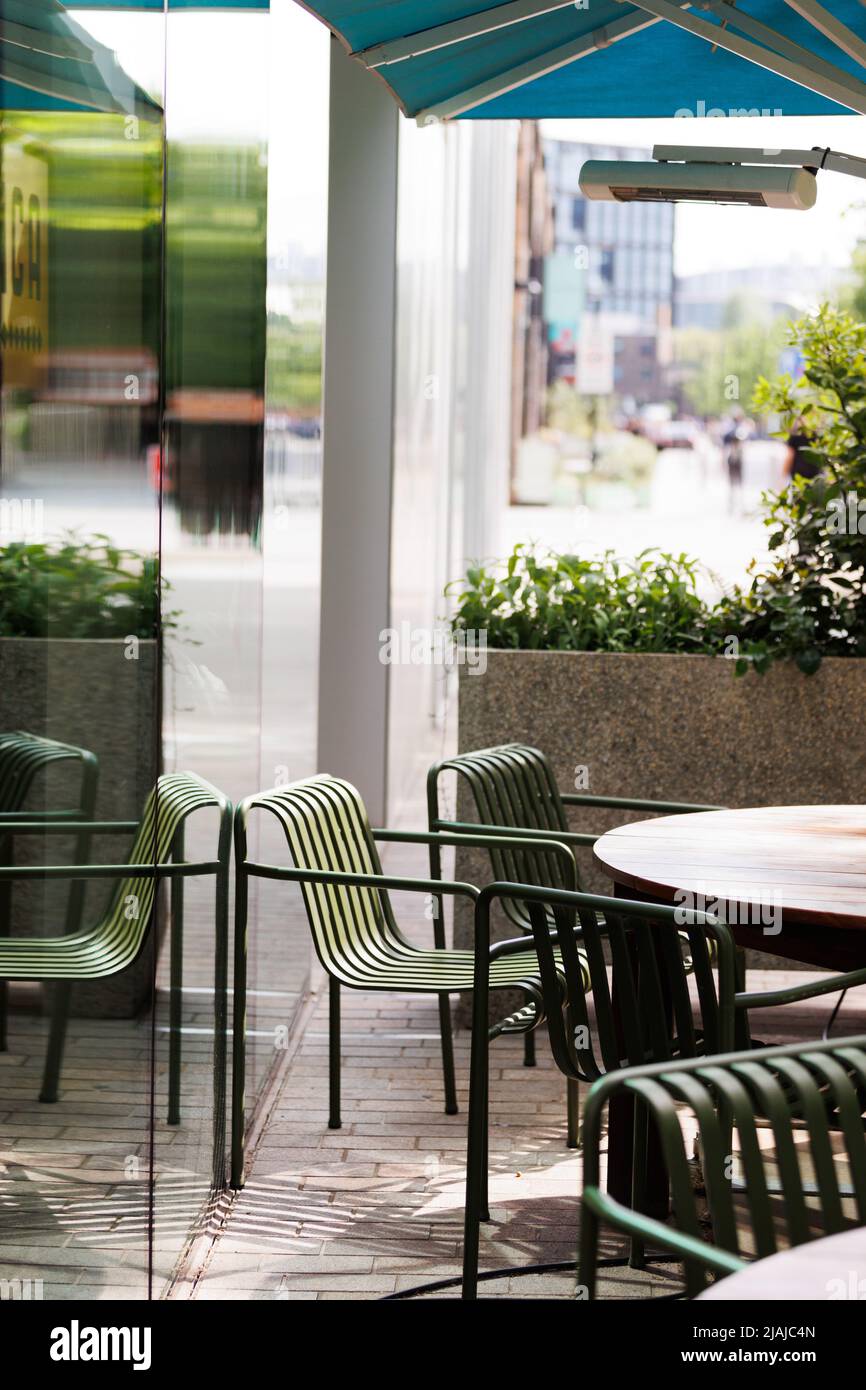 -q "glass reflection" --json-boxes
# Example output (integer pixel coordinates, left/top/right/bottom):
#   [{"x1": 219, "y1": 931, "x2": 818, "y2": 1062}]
[
  {"x1": 0, "y1": 0, "x2": 328, "y2": 1301},
  {"x1": 0, "y1": 4, "x2": 164, "y2": 1301}
]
